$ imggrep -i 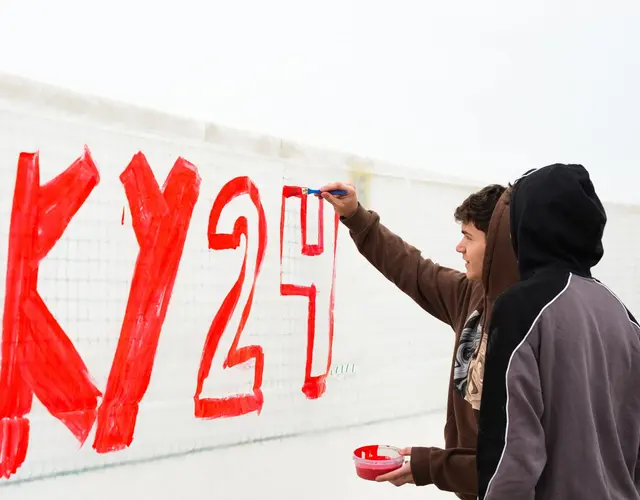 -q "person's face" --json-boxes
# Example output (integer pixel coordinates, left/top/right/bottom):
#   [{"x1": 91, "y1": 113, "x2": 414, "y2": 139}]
[{"x1": 455, "y1": 222, "x2": 487, "y2": 281}]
